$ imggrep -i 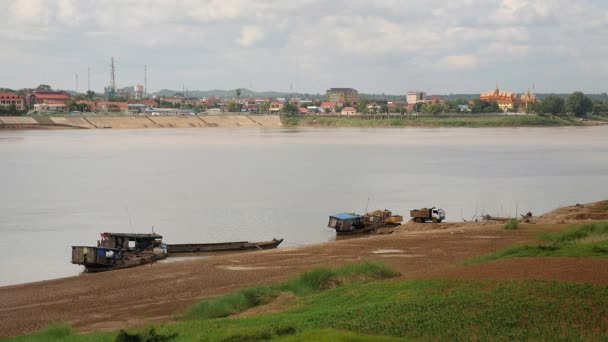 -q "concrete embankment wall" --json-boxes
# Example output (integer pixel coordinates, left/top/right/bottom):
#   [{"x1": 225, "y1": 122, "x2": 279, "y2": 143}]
[{"x1": 0, "y1": 115, "x2": 281, "y2": 129}]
